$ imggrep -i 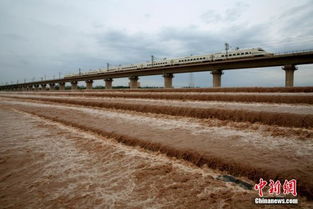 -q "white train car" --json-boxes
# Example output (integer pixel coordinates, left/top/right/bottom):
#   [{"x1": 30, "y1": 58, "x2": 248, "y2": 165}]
[{"x1": 64, "y1": 48, "x2": 273, "y2": 78}]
